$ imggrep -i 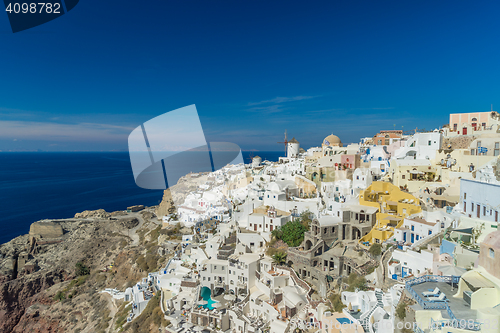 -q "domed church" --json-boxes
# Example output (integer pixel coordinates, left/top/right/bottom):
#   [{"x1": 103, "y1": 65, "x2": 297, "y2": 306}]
[{"x1": 322, "y1": 134, "x2": 342, "y2": 148}]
